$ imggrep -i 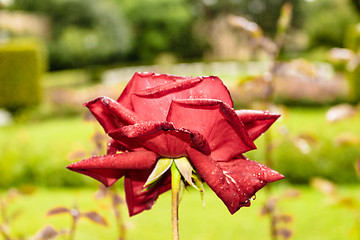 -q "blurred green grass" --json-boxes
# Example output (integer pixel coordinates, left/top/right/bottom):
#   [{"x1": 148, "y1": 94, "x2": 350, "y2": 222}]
[
  {"x1": 1, "y1": 101, "x2": 359, "y2": 239},
  {"x1": 43, "y1": 69, "x2": 91, "y2": 89},
  {"x1": 4, "y1": 185, "x2": 359, "y2": 240},
  {"x1": 0, "y1": 107, "x2": 359, "y2": 187},
  {"x1": 246, "y1": 107, "x2": 360, "y2": 184},
  {"x1": 0, "y1": 116, "x2": 97, "y2": 187}
]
